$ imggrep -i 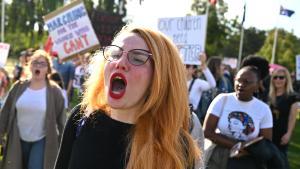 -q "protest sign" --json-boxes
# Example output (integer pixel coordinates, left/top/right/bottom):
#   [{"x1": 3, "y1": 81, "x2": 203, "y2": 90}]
[
  {"x1": 296, "y1": 55, "x2": 300, "y2": 81},
  {"x1": 0, "y1": 42, "x2": 10, "y2": 67},
  {"x1": 158, "y1": 15, "x2": 207, "y2": 65},
  {"x1": 223, "y1": 57, "x2": 238, "y2": 69},
  {"x1": 44, "y1": 0, "x2": 100, "y2": 60}
]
